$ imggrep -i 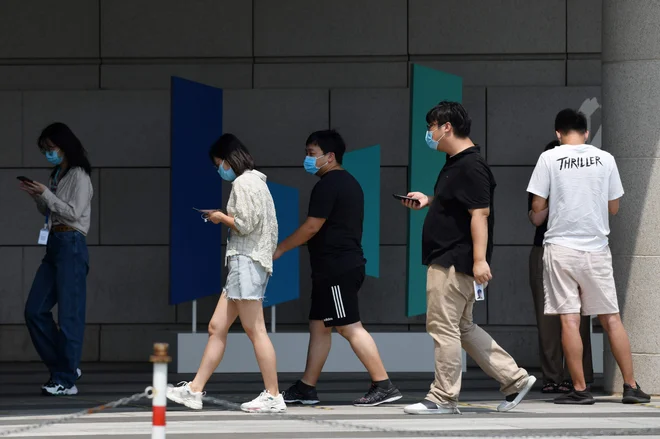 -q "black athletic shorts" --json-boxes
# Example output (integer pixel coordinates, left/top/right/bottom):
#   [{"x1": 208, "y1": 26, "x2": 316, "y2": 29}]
[{"x1": 309, "y1": 265, "x2": 365, "y2": 327}]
